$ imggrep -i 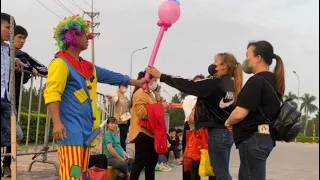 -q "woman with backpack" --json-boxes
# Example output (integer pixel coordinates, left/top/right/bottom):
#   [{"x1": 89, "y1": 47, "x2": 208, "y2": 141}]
[
  {"x1": 225, "y1": 40, "x2": 285, "y2": 180},
  {"x1": 146, "y1": 52, "x2": 243, "y2": 180}
]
